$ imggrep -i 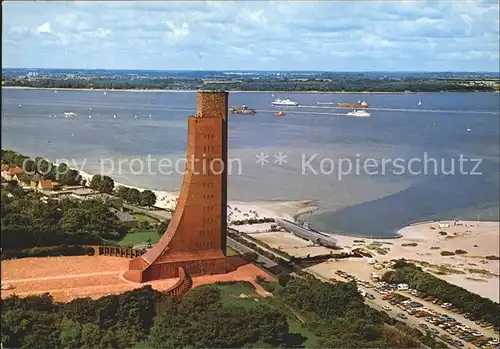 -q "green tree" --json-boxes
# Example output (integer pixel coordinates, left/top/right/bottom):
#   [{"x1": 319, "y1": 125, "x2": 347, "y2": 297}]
[
  {"x1": 89, "y1": 175, "x2": 114, "y2": 194},
  {"x1": 115, "y1": 185, "x2": 130, "y2": 199},
  {"x1": 127, "y1": 188, "x2": 141, "y2": 205},
  {"x1": 139, "y1": 190, "x2": 157, "y2": 208}
]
